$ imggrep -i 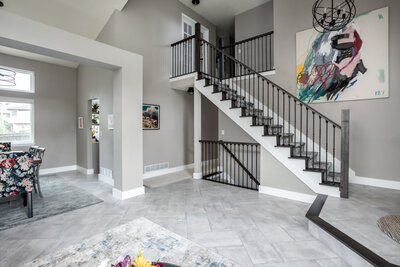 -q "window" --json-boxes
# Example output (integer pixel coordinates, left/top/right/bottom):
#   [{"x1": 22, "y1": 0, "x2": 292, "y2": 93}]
[
  {"x1": 0, "y1": 66, "x2": 35, "y2": 93},
  {"x1": 0, "y1": 98, "x2": 34, "y2": 145}
]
